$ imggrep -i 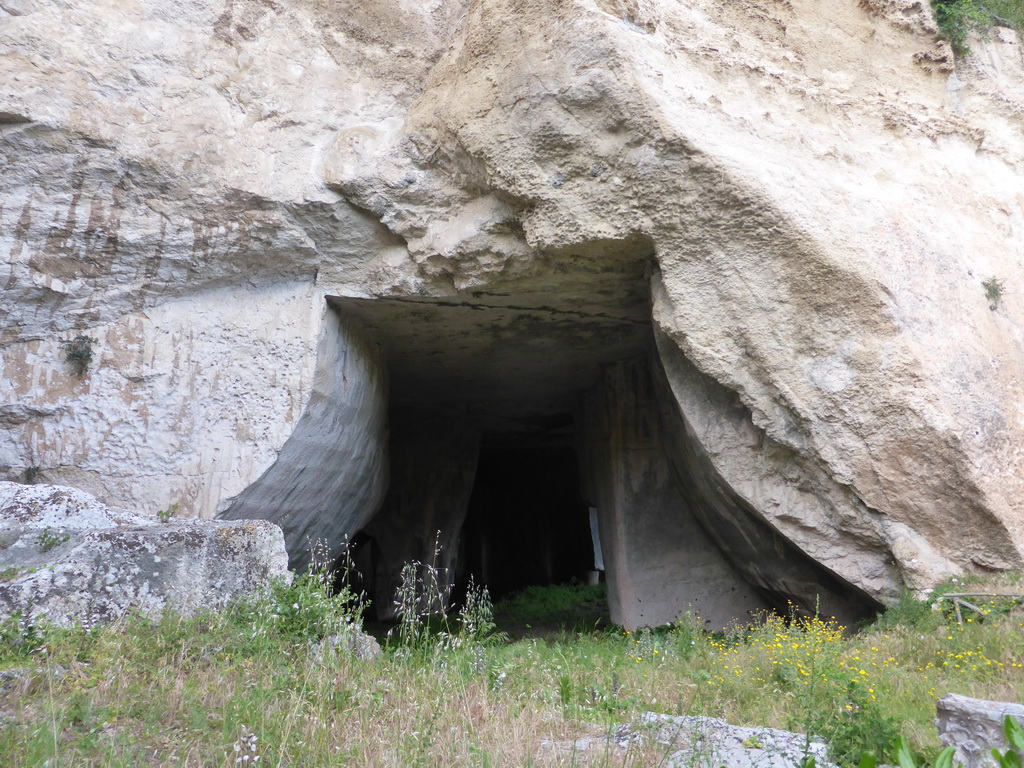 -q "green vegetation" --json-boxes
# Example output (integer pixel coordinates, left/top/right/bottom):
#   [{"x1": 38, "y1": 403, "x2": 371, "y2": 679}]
[
  {"x1": 36, "y1": 527, "x2": 70, "y2": 553},
  {"x1": 882, "y1": 714, "x2": 1024, "y2": 768},
  {"x1": 931, "y1": 0, "x2": 1024, "y2": 55},
  {"x1": 62, "y1": 335, "x2": 98, "y2": 377},
  {"x1": 494, "y1": 582, "x2": 609, "y2": 634},
  {"x1": 984, "y1": 276, "x2": 1006, "y2": 310},
  {"x1": 157, "y1": 503, "x2": 180, "y2": 524},
  {"x1": 1, "y1": 578, "x2": 1023, "y2": 766}
]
